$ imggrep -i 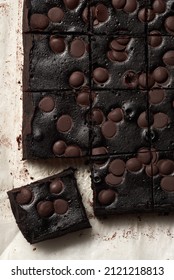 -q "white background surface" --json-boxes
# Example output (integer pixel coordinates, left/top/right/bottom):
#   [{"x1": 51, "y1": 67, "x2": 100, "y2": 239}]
[{"x1": 0, "y1": 0, "x2": 174, "y2": 260}]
